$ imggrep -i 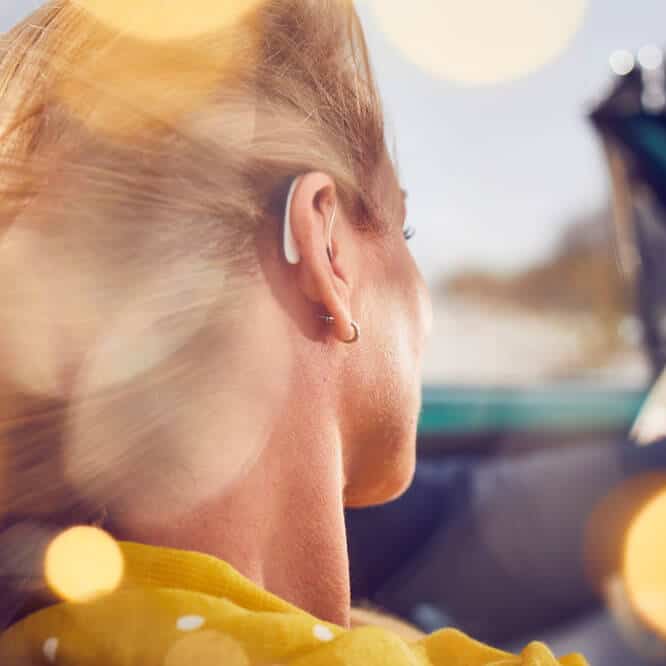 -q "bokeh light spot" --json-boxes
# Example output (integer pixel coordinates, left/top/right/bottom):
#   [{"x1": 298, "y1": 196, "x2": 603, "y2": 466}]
[
  {"x1": 176, "y1": 615, "x2": 206, "y2": 632},
  {"x1": 45, "y1": 526, "x2": 124, "y2": 602},
  {"x1": 609, "y1": 50, "x2": 635, "y2": 77},
  {"x1": 312, "y1": 624, "x2": 335, "y2": 642},
  {"x1": 638, "y1": 44, "x2": 664, "y2": 72},
  {"x1": 53, "y1": 0, "x2": 266, "y2": 136},
  {"x1": 71, "y1": 0, "x2": 266, "y2": 41},
  {"x1": 164, "y1": 631, "x2": 249, "y2": 666},
  {"x1": 42, "y1": 637, "x2": 59, "y2": 663},
  {"x1": 625, "y1": 489, "x2": 666, "y2": 637},
  {"x1": 369, "y1": 0, "x2": 587, "y2": 86},
  {"x1": 584, "y1": 473, "x2": 666, "y2": 594}
]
